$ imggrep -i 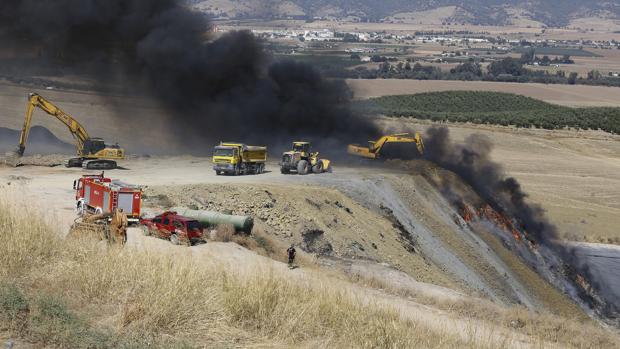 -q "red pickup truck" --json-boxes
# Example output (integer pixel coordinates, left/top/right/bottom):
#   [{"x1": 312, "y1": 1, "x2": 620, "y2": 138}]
[{"x1": 140, "y1": 211, "x2": 204, "y2": 246}]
